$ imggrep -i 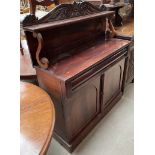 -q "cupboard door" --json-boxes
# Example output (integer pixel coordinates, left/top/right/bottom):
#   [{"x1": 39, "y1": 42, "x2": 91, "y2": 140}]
[
  {"x1": 102, "y1": 58, "x2": 125, "y2": 108},
  {"x1": 65, "y1": 76, "x2": 100, "y2": 139}
]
